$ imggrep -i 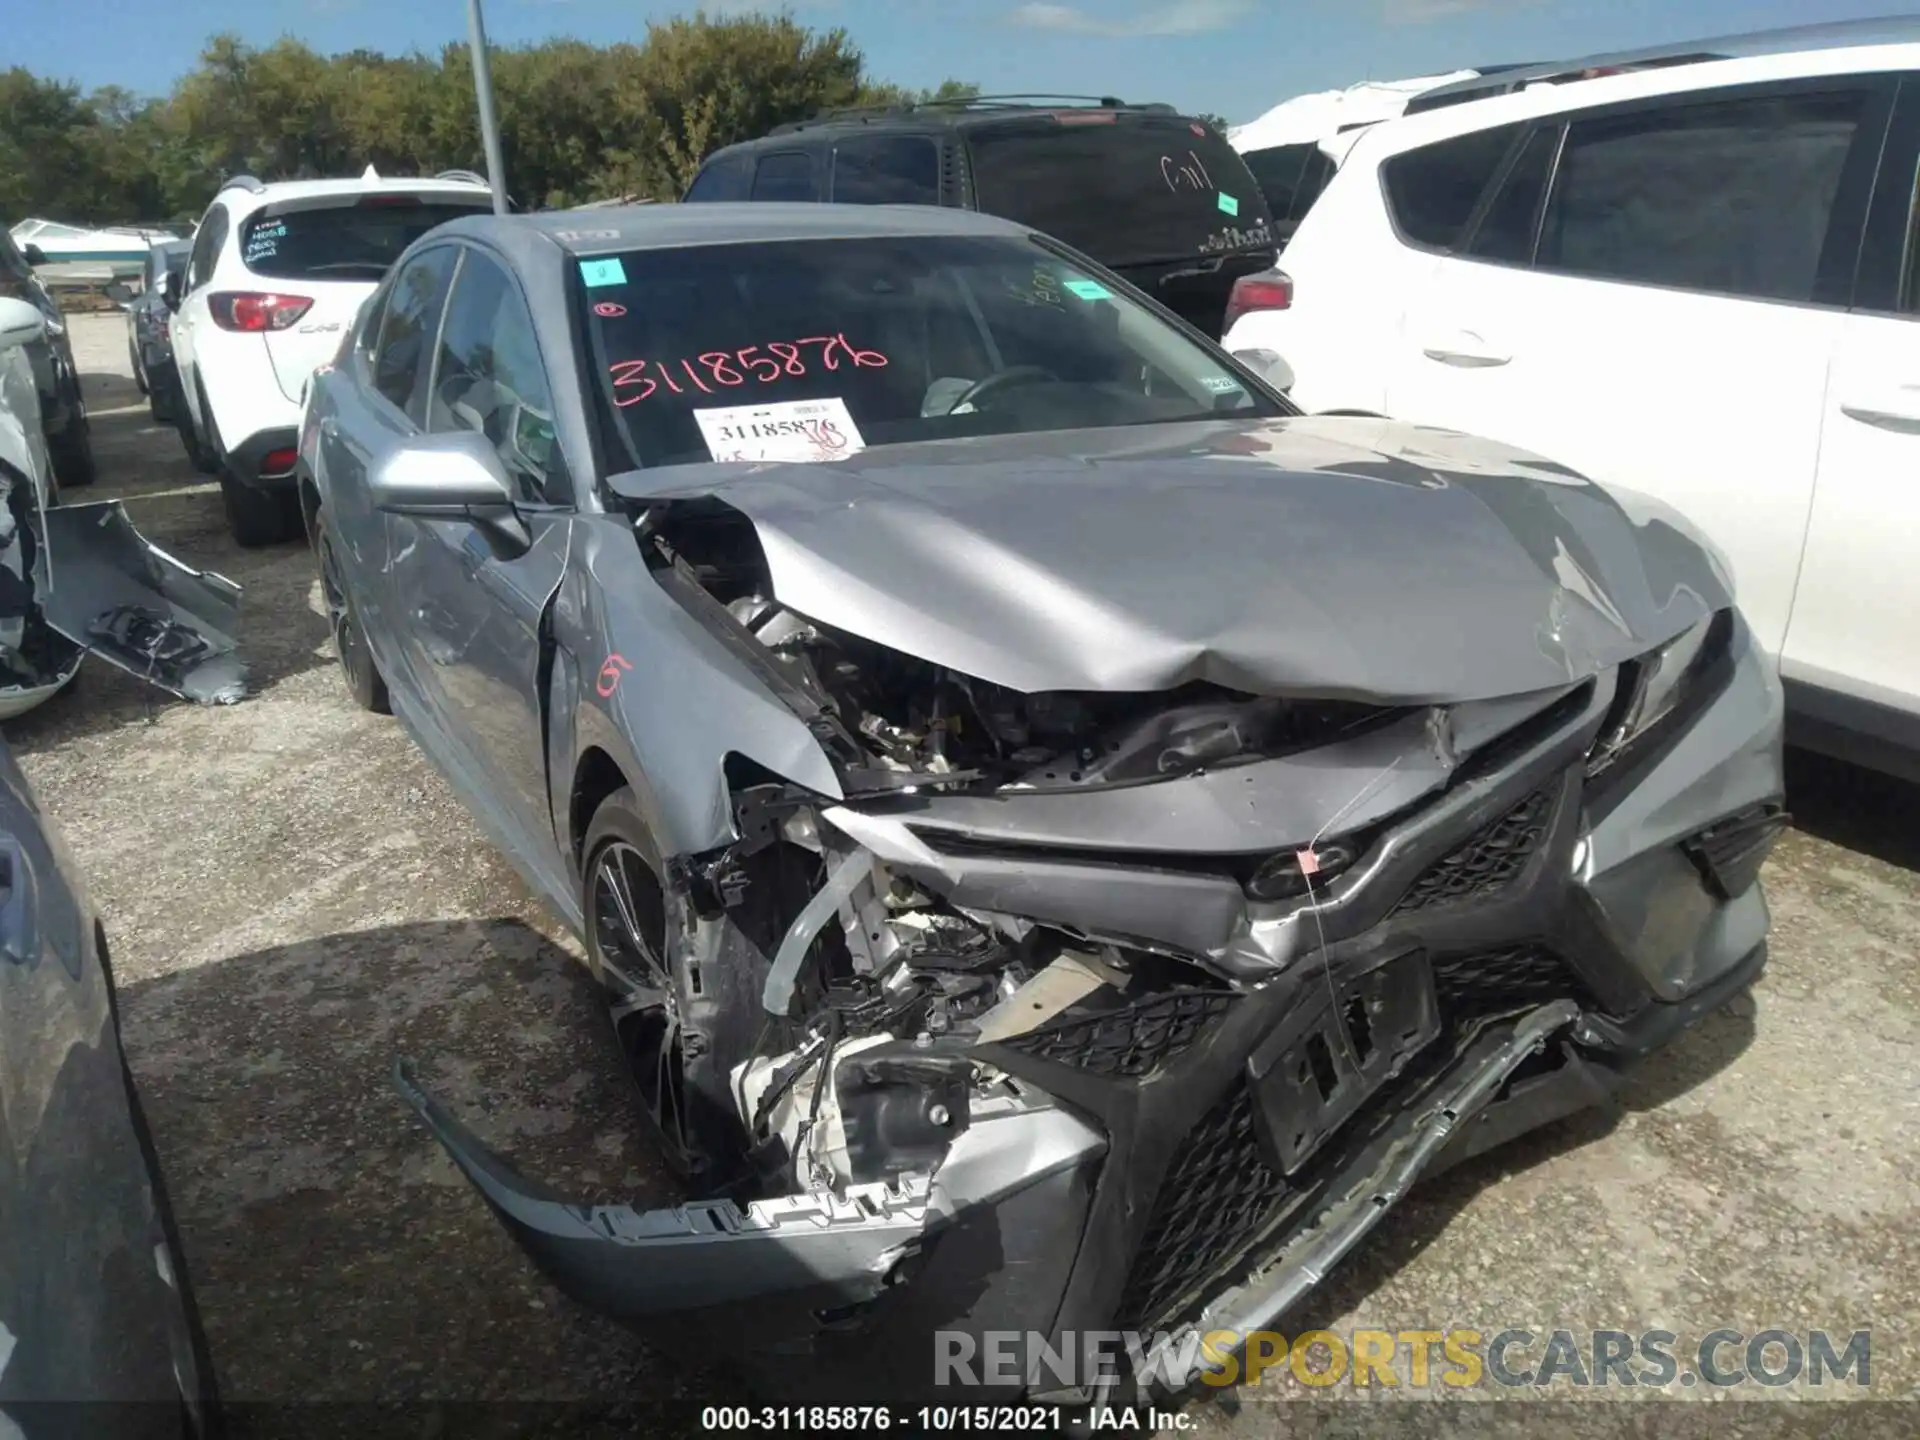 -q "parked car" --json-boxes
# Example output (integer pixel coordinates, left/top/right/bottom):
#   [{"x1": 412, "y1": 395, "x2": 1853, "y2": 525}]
[
  {"x1": 0, "y1": 296, "x2": 248, "y2": 716},
  {"x1": 107, "y1": 242, "x2": 190, "y2": 423},
  {"x1": 681, "y1": 95, "x2": 1279, "y2": 340},
  {"x1": 169, "y1": 168, "x2": 496, "y2": 546},
  {"x1": 0, "y1": 225, "x2": 96, "y2": 492},
  {"x1": 299, "y1": 202, "x2": 1785, "y2": 1403},
  {"x1": 1230, "y1": 71, "x2": 1478, "y2": 244},
  {"x1": 1222, "y1": 25, "x2": 1920, "y2": 784},
  {"x1": 0, "y1": 734, "x2": 221, "y2": 1435}
]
